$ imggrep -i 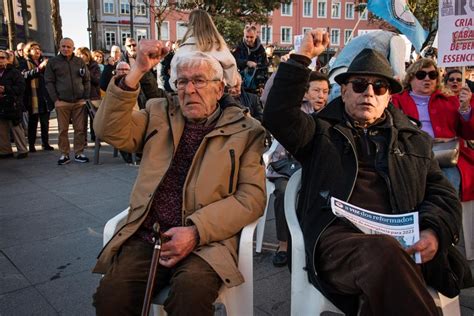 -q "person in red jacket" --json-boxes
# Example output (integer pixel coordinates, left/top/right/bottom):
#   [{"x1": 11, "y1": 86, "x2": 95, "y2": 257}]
[{"x1": 391, "y1": 59, "x2": 474, "y2": 202}]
